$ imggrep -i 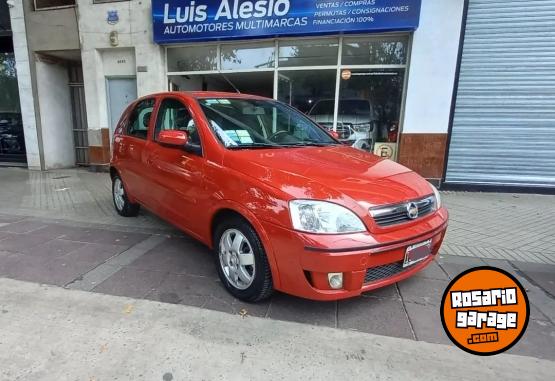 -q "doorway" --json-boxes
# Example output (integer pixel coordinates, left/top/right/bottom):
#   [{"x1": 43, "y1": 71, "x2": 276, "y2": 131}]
[{"x1": 106, "y1": 77, "x2": 137, "y2": 135}]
